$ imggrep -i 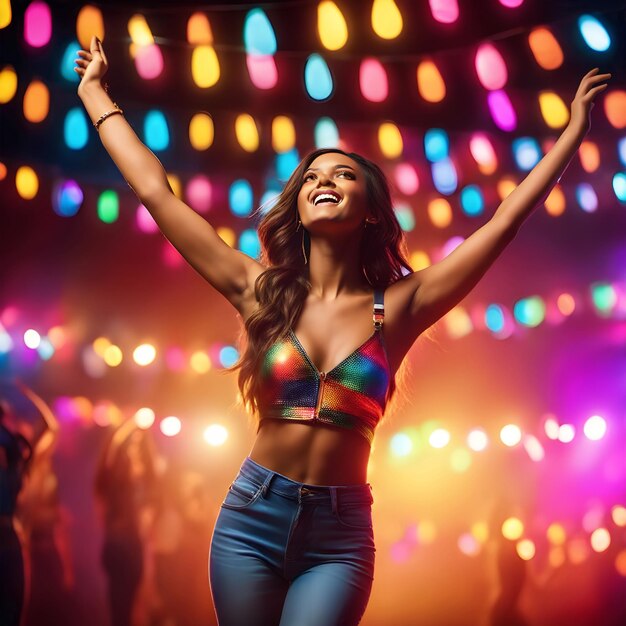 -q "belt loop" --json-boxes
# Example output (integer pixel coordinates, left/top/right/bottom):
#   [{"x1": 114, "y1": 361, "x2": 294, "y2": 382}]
[
  {"x1": 330, "y1": 487, "x2": 338, "y2": 515},
  {"x1": 261, "y1": 471, "x2": 275, "y2": 498}
]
